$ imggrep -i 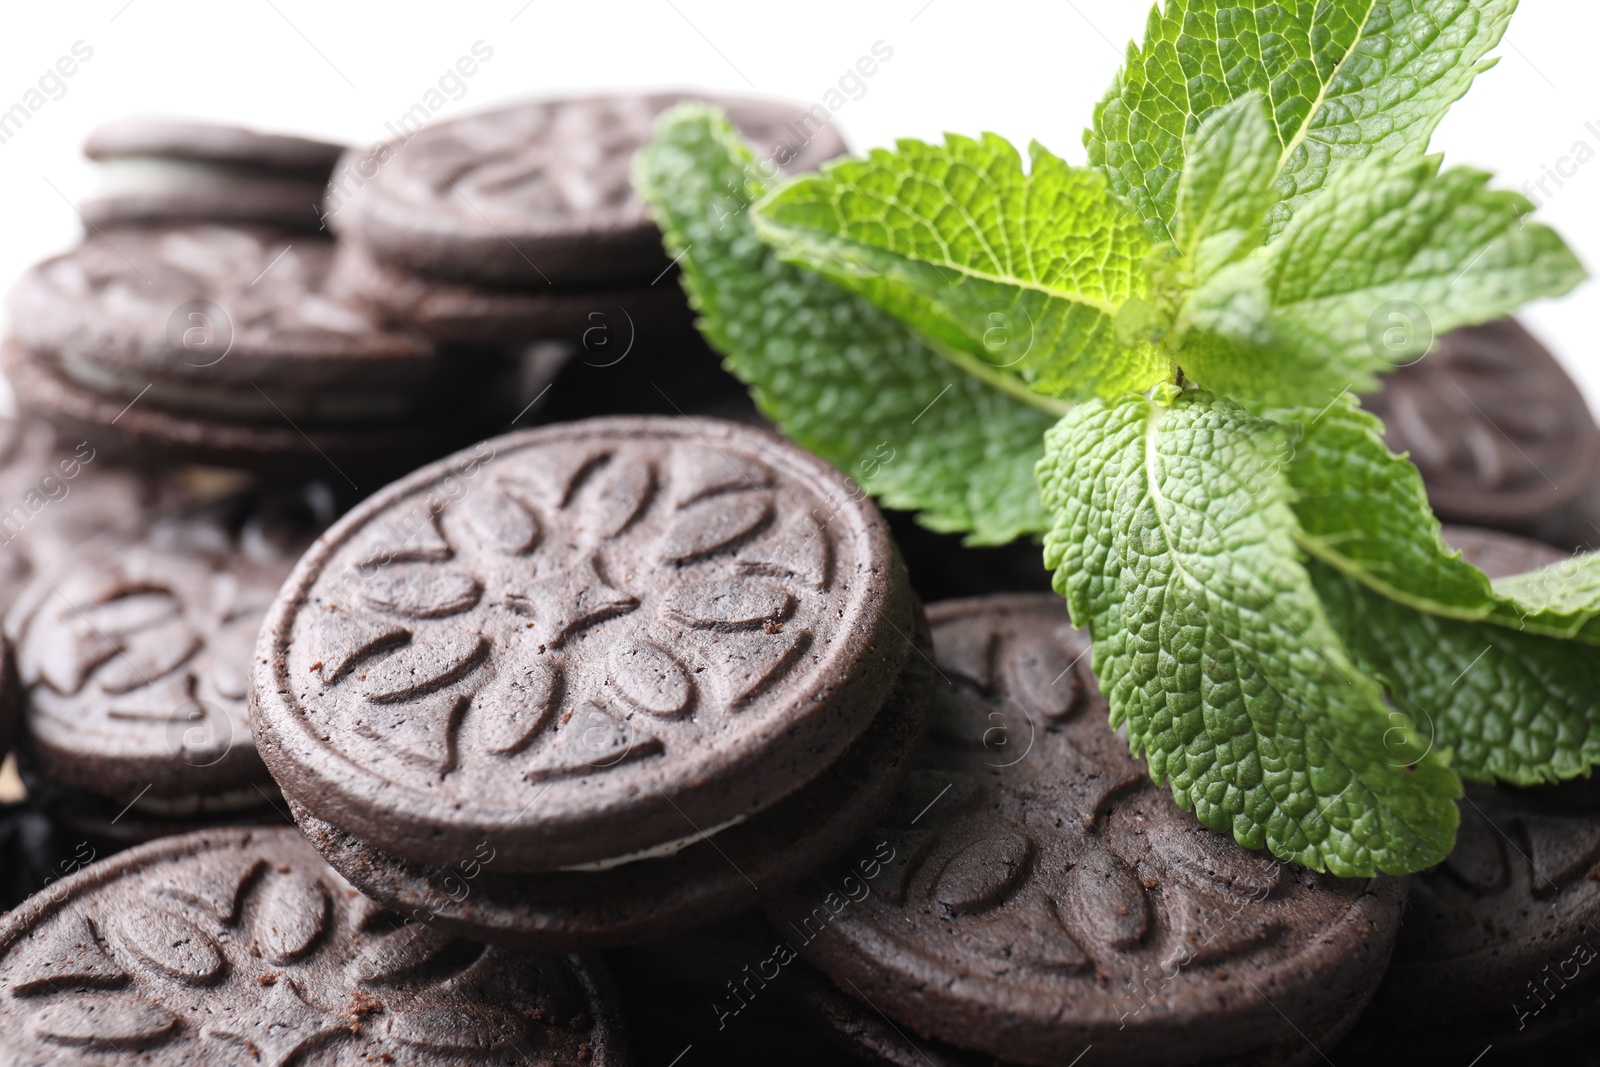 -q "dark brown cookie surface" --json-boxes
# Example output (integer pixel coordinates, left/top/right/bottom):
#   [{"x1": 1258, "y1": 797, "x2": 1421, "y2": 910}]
[
  {"x1": 5, "y1": 340, "x2": 525, "y2": 479},
  {"x1": 768, "y1": 594, "x2": 1406, "y2": 1067},
  {"x1": 288, "y1": 618, "x2": 930, "y2": 951},
  {"x1": 1441, "y1": 523, "x2": 1570, "y2": 579},
  {"x1": 329, "y1": 93, "x2": 847, "y2": 285},
  {"x1": 1364, "y1": 319, "x2": 1600, "y2": 531},
  {"x1": 0, "y1": 827, "x2": 628, "y2": 1065},
  {"x1": 1345, "y1": 777, "x2": 1600, "y2": 1061},
  {"x1": 0, "y1": 416, "x2": 164, "y2": 610},
  {"x1": 5, "y1": 492, "x2": 323, "y2": 813},
  {"x1": 10, "y1": 226, "x2": 455, "y2": 406},
  {"x1": 253, "y1": 416, "x2": 916, "y2": 872}
]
